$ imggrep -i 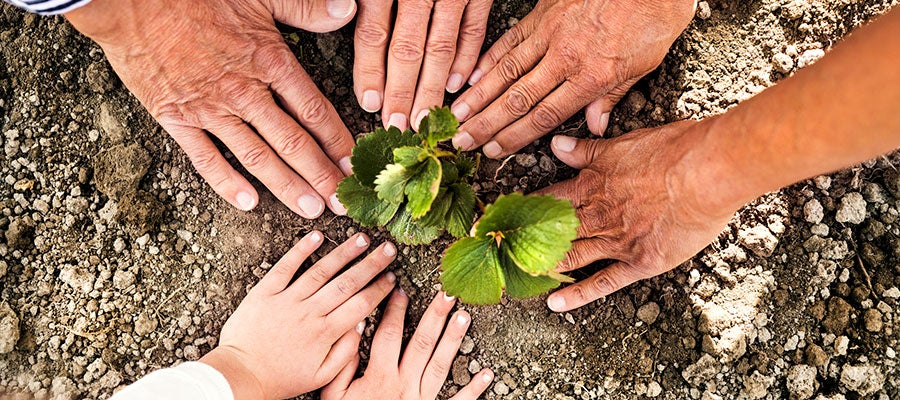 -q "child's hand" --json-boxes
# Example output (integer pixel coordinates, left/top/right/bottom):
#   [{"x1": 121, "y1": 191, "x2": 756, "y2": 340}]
[
  {"x1": 321, "y1": 291, "x2": 494, "y2": 400},
  {"x1": 200, "y1": 231, "x2": 398, "y2": 400}
]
